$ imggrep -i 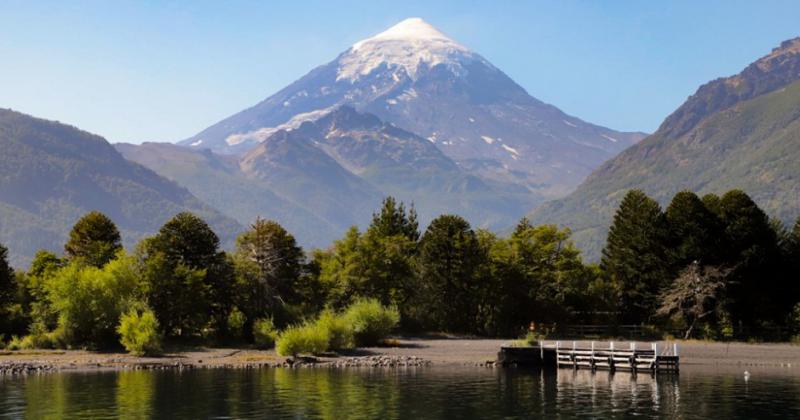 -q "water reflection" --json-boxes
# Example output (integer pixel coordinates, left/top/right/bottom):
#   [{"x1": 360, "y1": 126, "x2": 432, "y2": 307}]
[
  {"x1": 554, "y1": 368, "x2": 680, "y2": 417},
  {"x1": 1, "y1": 366, "x2": 799, "y2": 419}
]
